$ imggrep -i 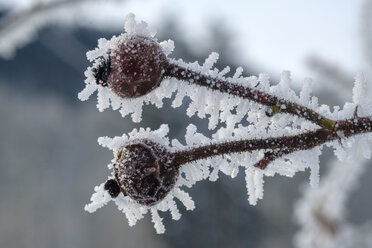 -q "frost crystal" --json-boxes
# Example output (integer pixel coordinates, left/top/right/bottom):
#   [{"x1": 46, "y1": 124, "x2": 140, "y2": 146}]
[{"x1": 352, "y1": 72, "x2": 367, "y2": 105}]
